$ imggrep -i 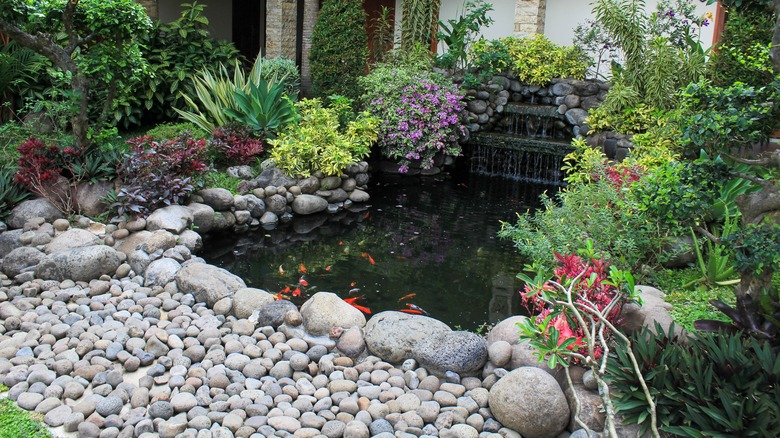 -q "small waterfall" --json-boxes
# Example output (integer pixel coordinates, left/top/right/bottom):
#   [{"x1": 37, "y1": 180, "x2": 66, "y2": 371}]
[{"x1": 468, "y1": 103, "x2": 573, "y2": 185}]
